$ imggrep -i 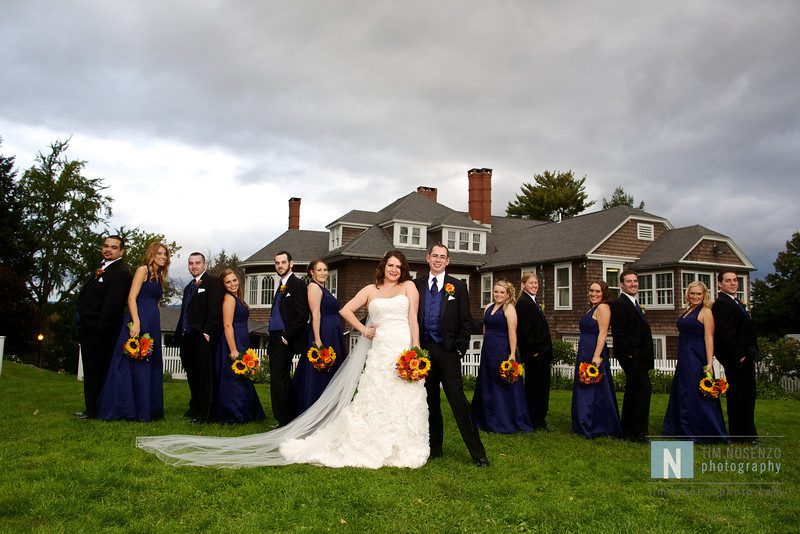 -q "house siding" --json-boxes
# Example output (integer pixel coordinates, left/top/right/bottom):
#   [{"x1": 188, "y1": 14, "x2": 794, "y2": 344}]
[
  {"x1": 685, "y1": 239, "x2": 746, "y2": 265},
  {"x1": 594, "y1": 219, "x2": 670, "y2": 256}
]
